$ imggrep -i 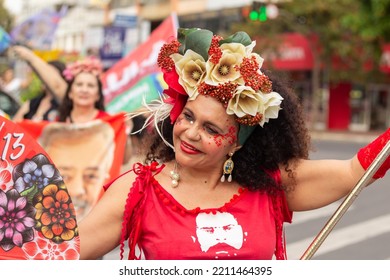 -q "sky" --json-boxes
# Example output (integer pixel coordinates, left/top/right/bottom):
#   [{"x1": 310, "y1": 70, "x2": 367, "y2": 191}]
[{"x1": 4, "y1": 0, "x2": 22, "y2": 15}]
